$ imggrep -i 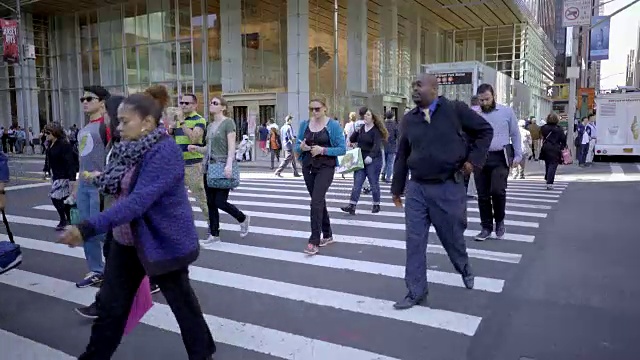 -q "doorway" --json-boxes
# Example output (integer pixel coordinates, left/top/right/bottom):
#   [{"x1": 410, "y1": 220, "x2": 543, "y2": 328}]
[
  {"x1": 233, "y1": 106, "x2": 248, "y2": 142},
  {"x1": 259, "y1": 105, "x2": 276, "y2": 126},
  {"x1": 383, "y1": 106, "x2": 399, "y2": 121}
]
